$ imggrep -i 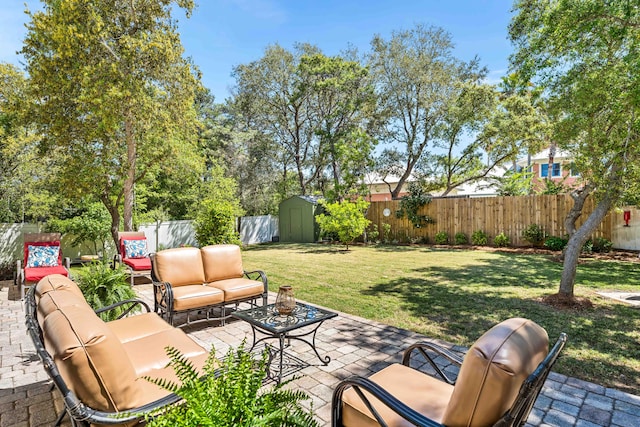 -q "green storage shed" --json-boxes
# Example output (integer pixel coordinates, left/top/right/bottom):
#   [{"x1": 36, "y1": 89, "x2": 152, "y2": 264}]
[{"x1": 278, "y1": 195, "x2": 323, "y2": 243}]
